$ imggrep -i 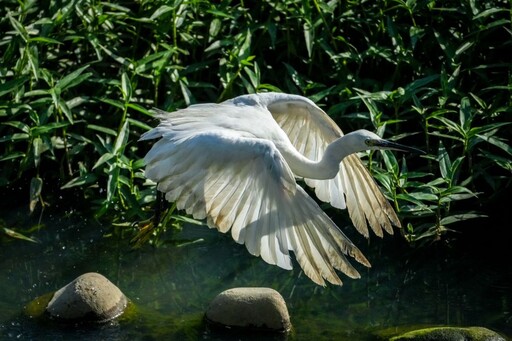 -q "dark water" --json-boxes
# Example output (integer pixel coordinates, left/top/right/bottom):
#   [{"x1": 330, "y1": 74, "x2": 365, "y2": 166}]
[{"x1": 1, "y1": 210, "x2": 510, "y2": 340}]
